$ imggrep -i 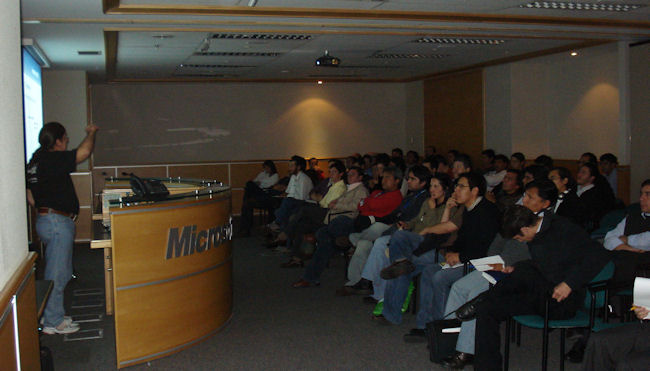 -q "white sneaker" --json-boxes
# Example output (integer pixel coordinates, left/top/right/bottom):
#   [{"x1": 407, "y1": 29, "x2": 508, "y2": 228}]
[
  {"x1": 41, "y1": 316, "x2": 79, "y2": 328},
  {"x1": 42, "y1": 321, "x2": 80, "y2": 335}
]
